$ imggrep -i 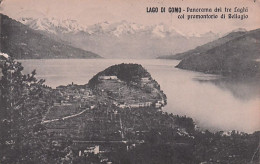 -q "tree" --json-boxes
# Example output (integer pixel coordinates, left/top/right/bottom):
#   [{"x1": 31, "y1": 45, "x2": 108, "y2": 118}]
[{"x1": 0, "y1": 56, "x2": 51, "y2": 163}]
